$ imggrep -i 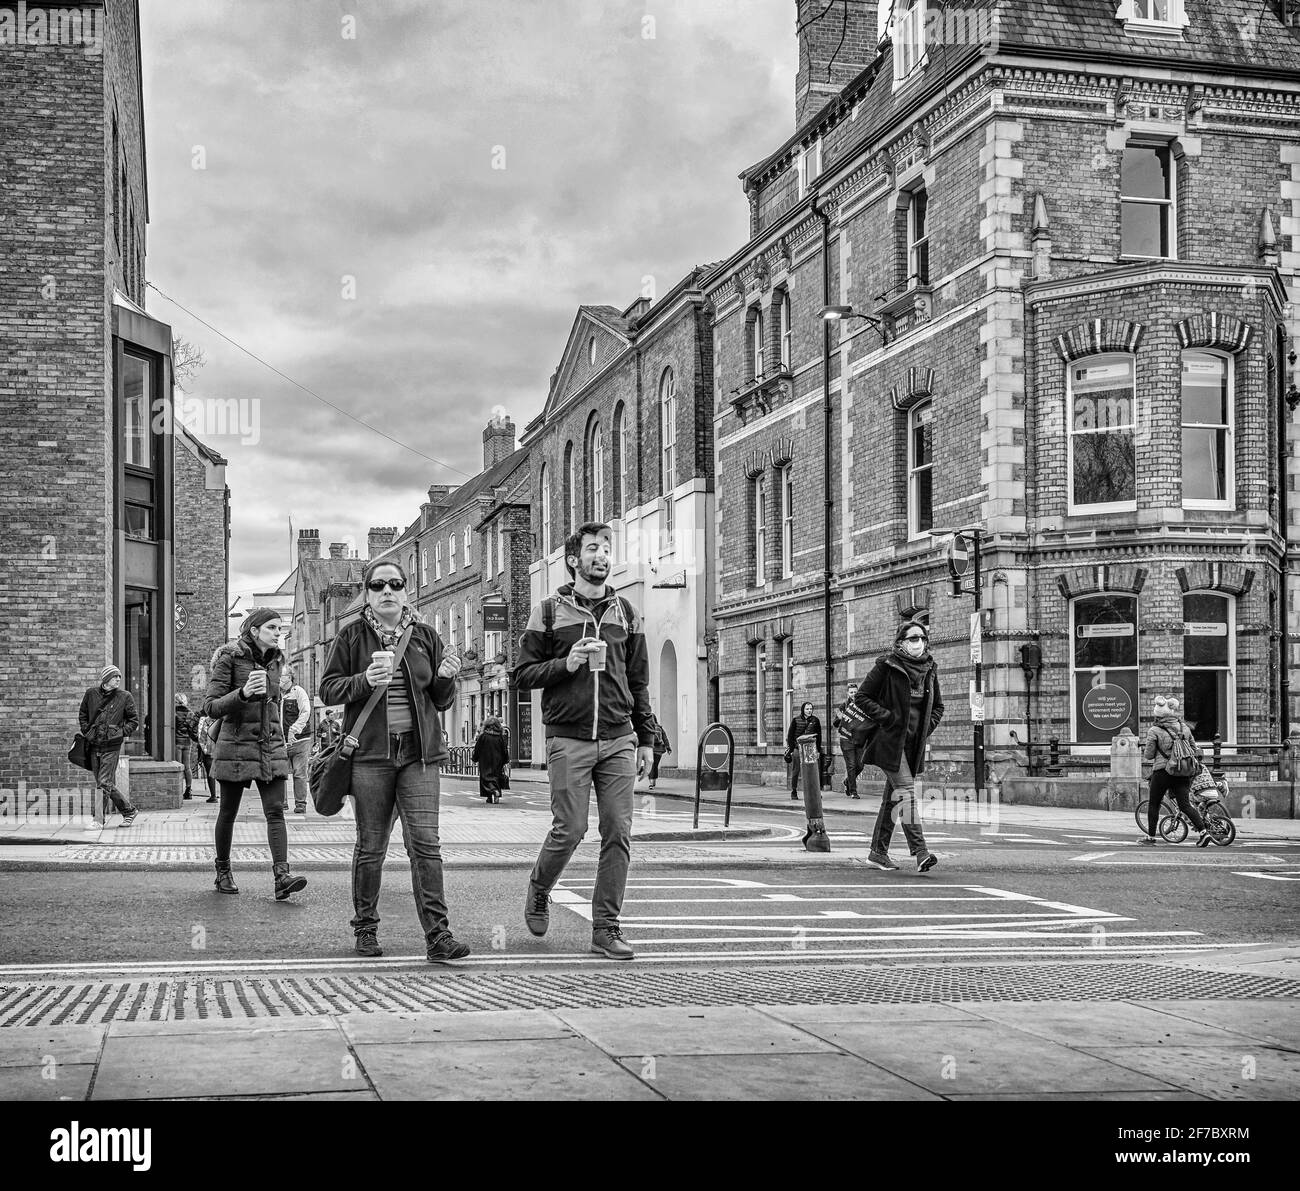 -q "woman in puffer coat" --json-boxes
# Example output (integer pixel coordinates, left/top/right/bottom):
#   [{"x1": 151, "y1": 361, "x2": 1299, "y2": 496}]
[{"x1": 202, "y1": 607, "x2": 306, "y2": 899}]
